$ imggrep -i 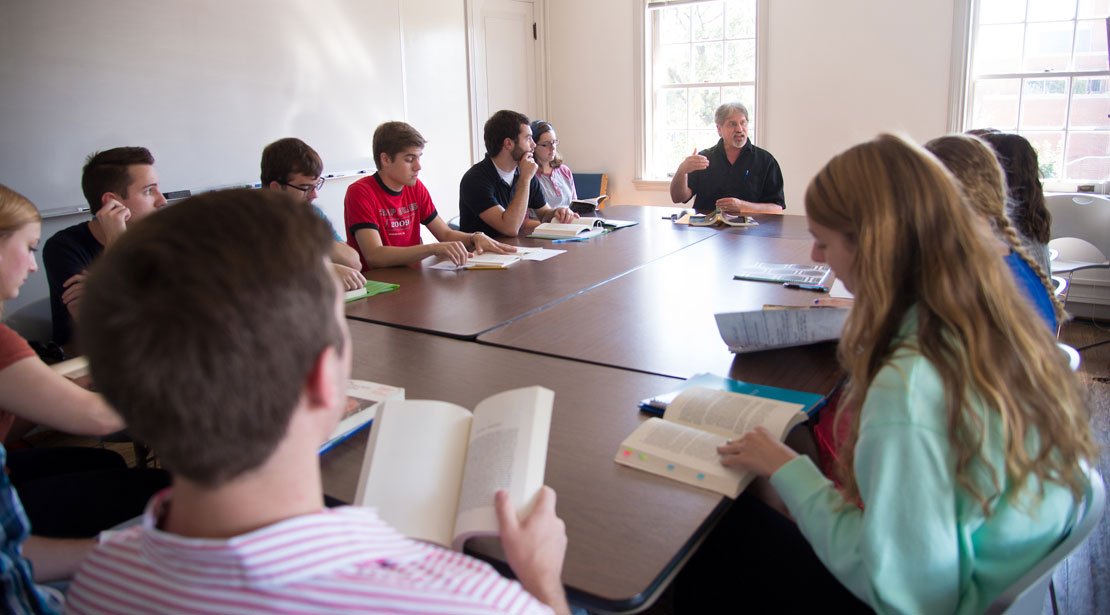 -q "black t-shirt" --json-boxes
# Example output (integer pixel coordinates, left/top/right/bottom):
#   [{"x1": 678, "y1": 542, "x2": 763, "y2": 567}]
[
  {"x1": 43, "y1": 222, "x2": 102, "y2": 345},
  {"x1": 458, "y1": 156, "x2": 545, "y2": 237},
  {"x1": 686, "y1": 139, "x2": 786, "y2": 213}
]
